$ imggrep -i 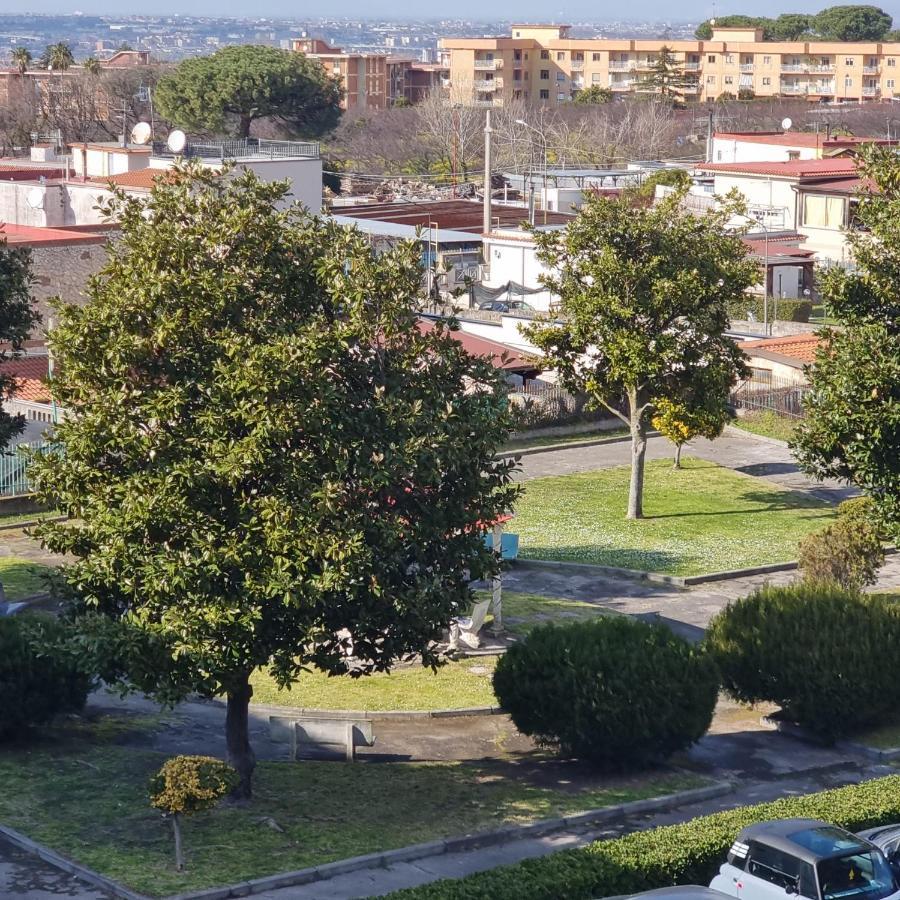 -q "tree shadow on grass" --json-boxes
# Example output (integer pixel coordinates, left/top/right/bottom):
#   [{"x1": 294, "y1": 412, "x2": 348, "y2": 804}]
[
  {"x1": 645, "y1": 489, "x2": 833, "y2": 520},
  {"x1": 736, "y1": 462, "x2": 800, "y2": 478},
  {"x1": 520, "y1": 546, "x2": 681, "y2": 574}
]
